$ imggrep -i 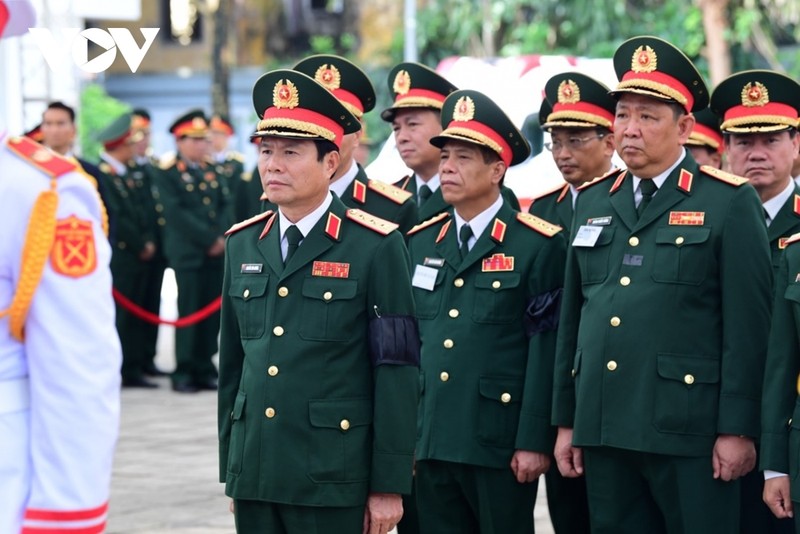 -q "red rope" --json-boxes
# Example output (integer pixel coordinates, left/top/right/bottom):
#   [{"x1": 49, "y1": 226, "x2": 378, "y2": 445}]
[{"x1": 112, "y1": 287, "x2": 221, "y2": 327}]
